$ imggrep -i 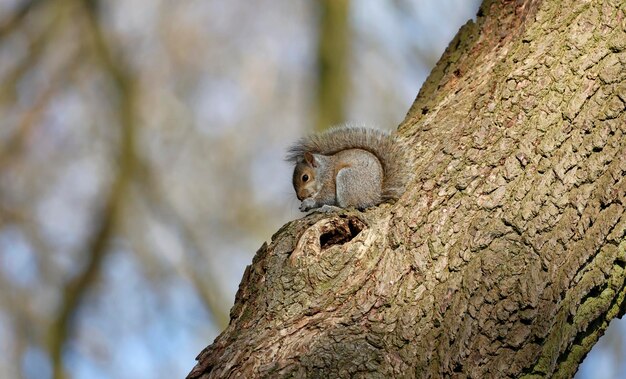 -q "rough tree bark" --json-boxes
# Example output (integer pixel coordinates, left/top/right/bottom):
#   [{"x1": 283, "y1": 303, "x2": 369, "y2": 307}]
[{"x1": 188, "y1": 0, "x2": 626, "y2": 377}]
